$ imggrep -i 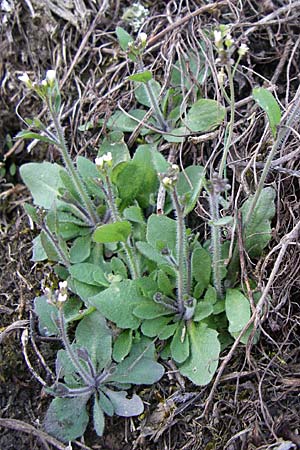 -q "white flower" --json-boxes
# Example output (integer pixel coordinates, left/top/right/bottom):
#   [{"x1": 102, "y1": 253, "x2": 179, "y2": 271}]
[
  {"x1": 139, "y1": 32, "x2": 147, "y2": 46},
  {"x1": 214, "y1": 30, "x2": 222, "y2": 47},
  {"x1": 41, "y1": 79, "x2": 48, "y2": 87},
  {"x1": 225, "y1": 33, "x2": 234, "y2": 48},
  {"x1": 103, "y1": 152, "x2": 112, "y2": 163},
  {"x1": 162, "y1": 176, "x2": 172, "y2": 187},
  {"x1": 46, "y1": 69, "x2": 56, "y2": 85},
  {"x1": 95, "y1": 152, "x2": 112, "y2": 169},
  {"x1": 59, "y1": 280, "x2": 68, "y2": 290},
  {"x1": 238, "y1": 43, "x2": 249, "y2": 57},
  {"x1": 57, "y1": 292, "x2": 68, "y2": 303},
  {"x1": 18, "y1": 72, "x2": 31, "y2": 87}
]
